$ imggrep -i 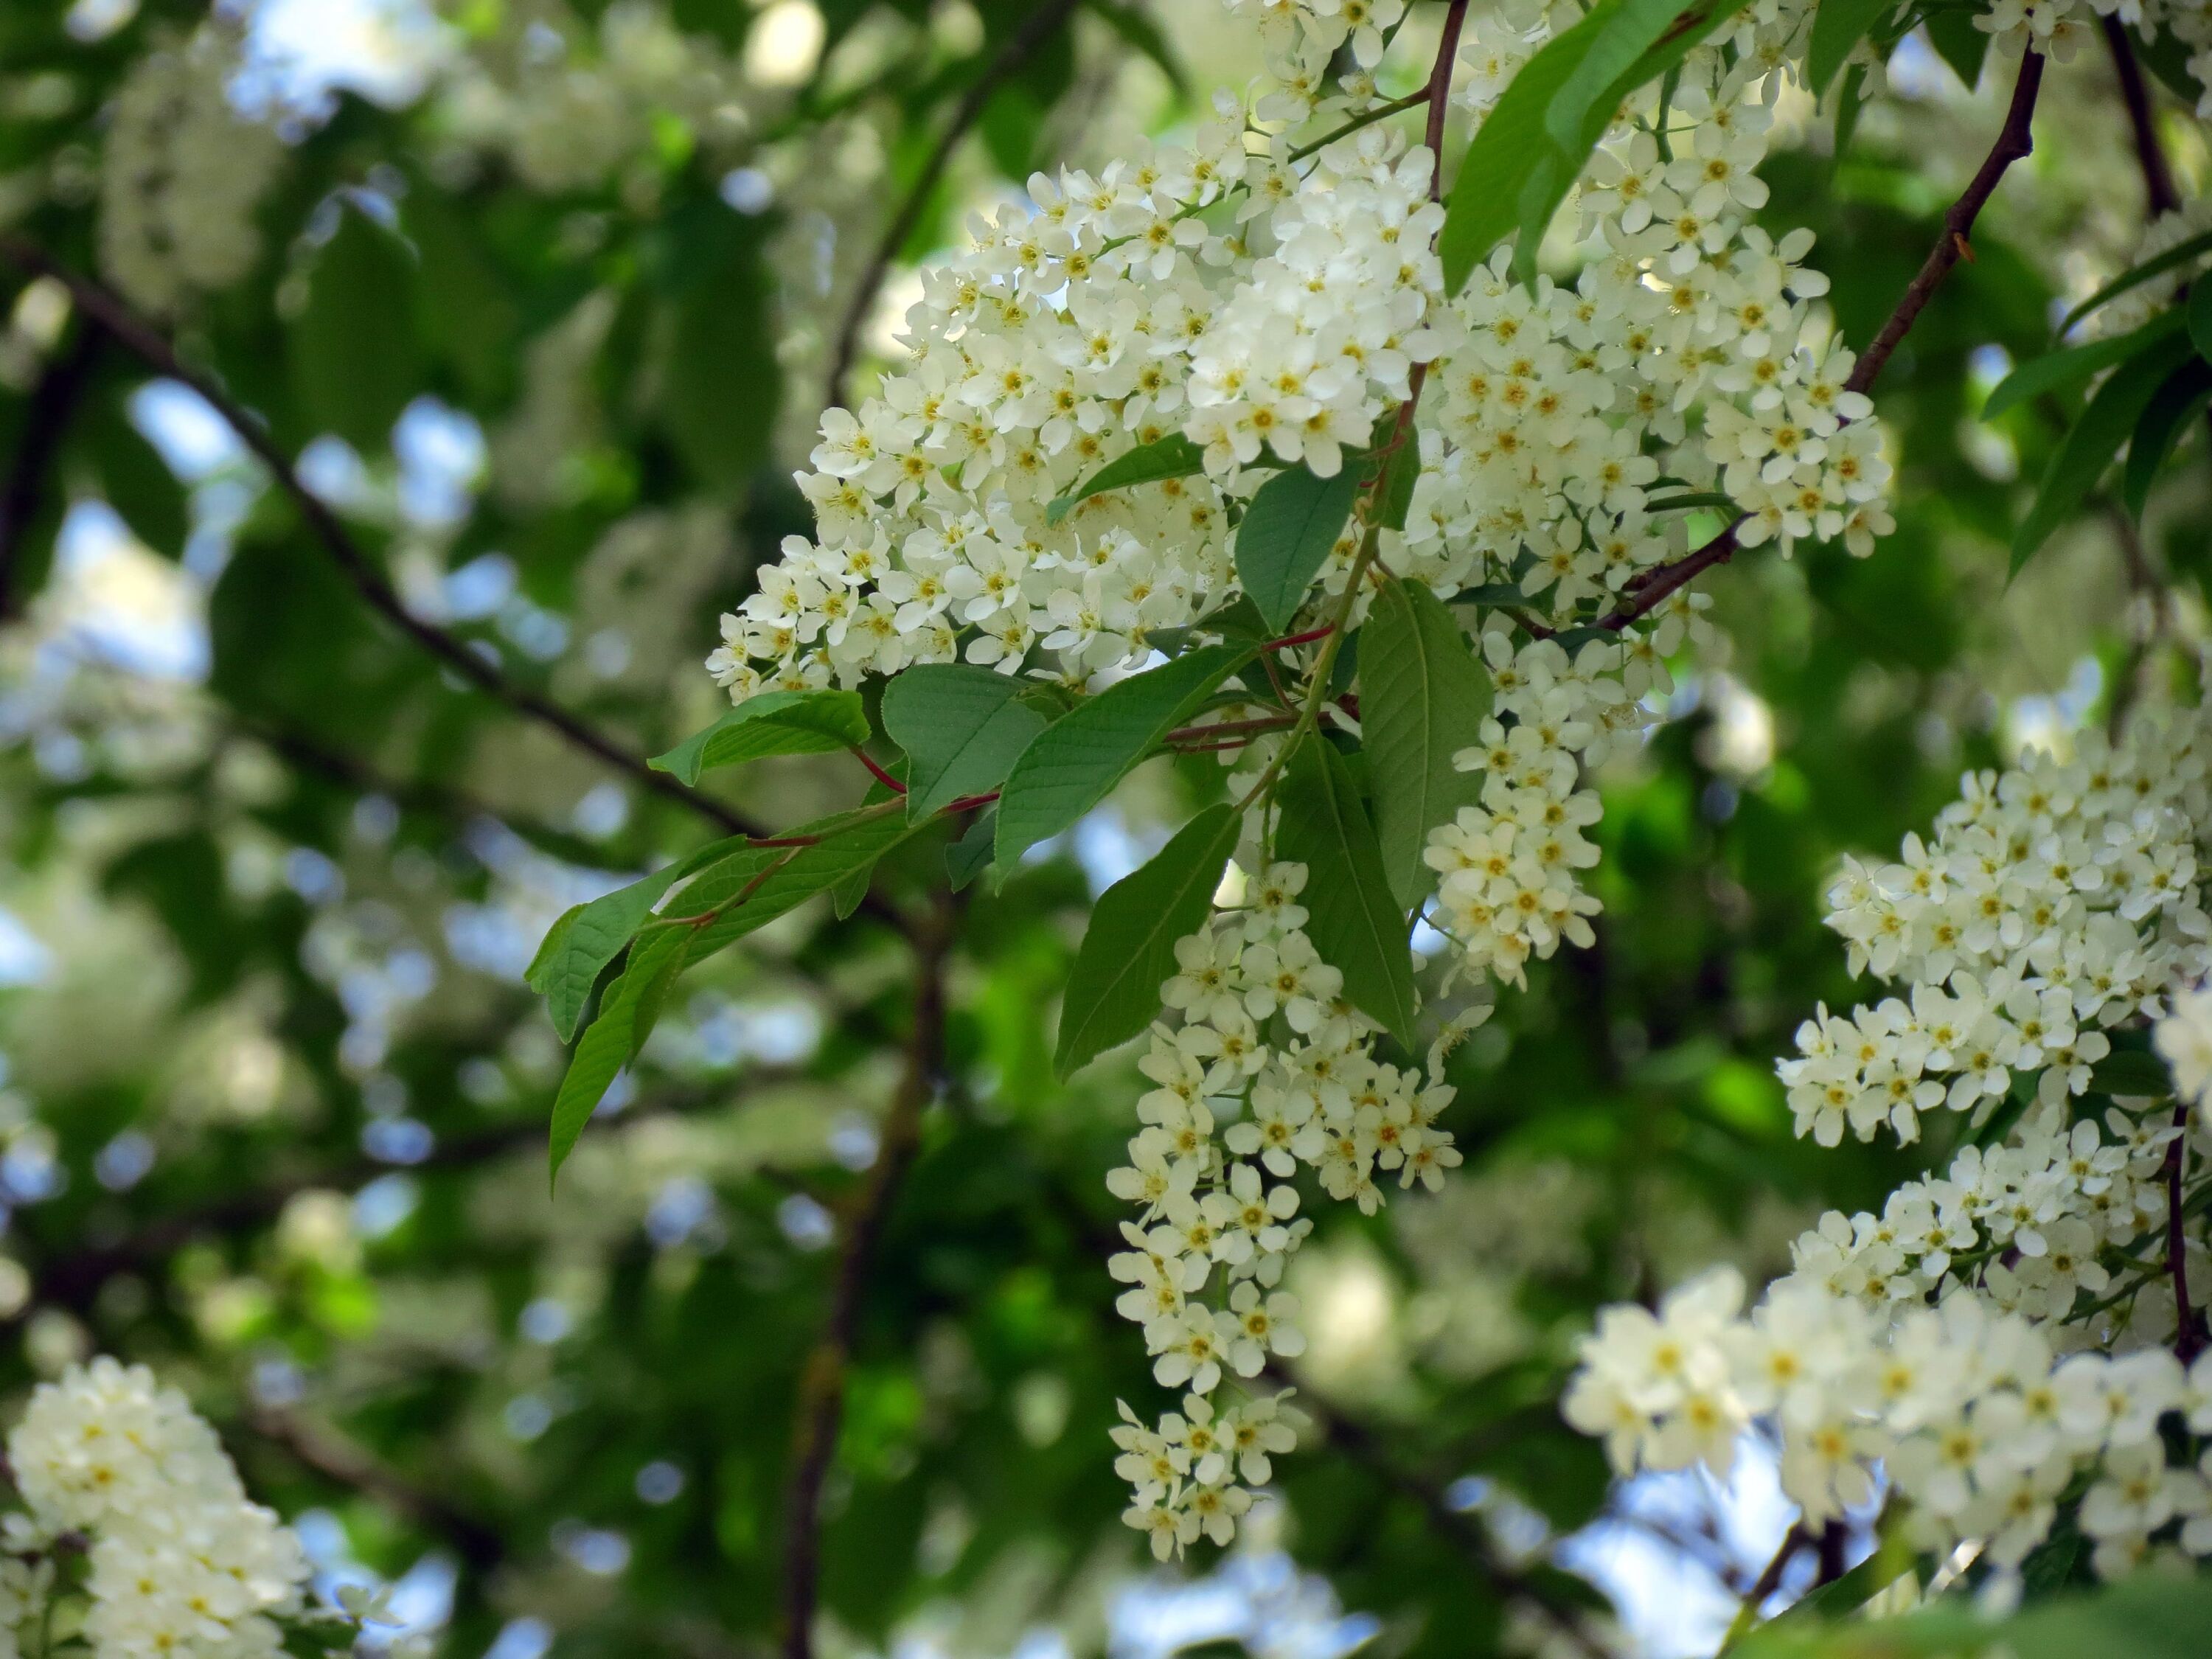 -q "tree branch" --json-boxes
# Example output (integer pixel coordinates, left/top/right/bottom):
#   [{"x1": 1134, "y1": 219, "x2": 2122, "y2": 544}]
[
  {"x1": 823, "y1": 0, "x2": 1084, "y2": 412},
  {"x1": 1591, "y1": 49, "x2": 2047, "y2": 635},
  {"x1": 243, "y1": 1408, "x2": 507, "y2": 1573},
  {"x1": 0, "y1": 315, "x2": 104, "y2": 622},
  {"x1": 1846, "y1": 49, "x2": 2045, "y2": 398},
  {"x1": 1287, "y1": 1378, "x2": 1613, "y2": 1659},
  {"x1": 778, "y1": 895, "x2": 956, "y2": 1659},
  {"x1": 0, "y1": 236, "x2": 765, "y2": 841},
  {"x1": 2104, "y1": 18, "x2": 2180, "y2": 218}
]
